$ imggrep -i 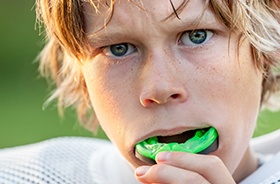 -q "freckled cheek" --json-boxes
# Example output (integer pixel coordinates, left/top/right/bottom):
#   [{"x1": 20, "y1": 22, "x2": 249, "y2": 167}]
[
  {"x1": 194, "y1": 52, "x2": 260, "y2": 127},
  {"x1": 88, "y1": 84, "x2": 137, "y2": 155},
  {"x1": 87, "y1": 79, "x2": 120, "y2": 121},
  {"x1": 203, "y1": 62, "x2": 261, "y2": 154},
  {"x1": 83, "y1": 71, "x2": 133, "y2": 141},
  {"x1": 82, "y1": 65, "x2": 116, "y2": 124}
]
